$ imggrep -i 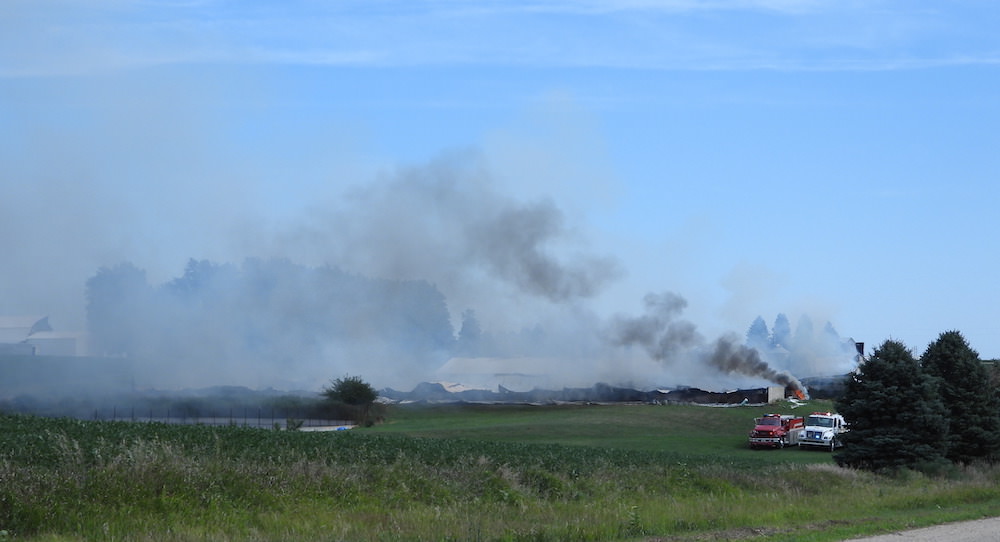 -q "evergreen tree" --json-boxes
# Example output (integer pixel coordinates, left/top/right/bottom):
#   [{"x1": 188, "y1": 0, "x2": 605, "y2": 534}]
[
  {"x1": 85, "y1": 262, "x2": 153, "y2": 357},
  {"x1": 455, "y1": 309, "x2": 483, "y2": 356},
  {"x1": 771, "y1": 313, "x2": 791, "y2": 348},
  {"x1": 823, "y1": 321, "x2": 841, "y2": 344},
  {"x1": 921, "y1": 330, "x2": 1000, "y2": 463},
  {"x1": 835, "y1": 339, "x2": 950, "y2": 472},
  {"x1": 792, "y1": 314, "x2": 815, "y2": 347},
  {"x1": 745, "y1": 316, "x2": 770, "y2": 350},
  {"x1": 789, "y1": 314, "x2": 816, "y2": 375}
]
